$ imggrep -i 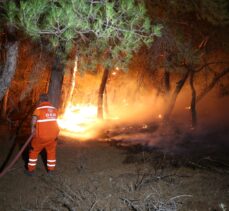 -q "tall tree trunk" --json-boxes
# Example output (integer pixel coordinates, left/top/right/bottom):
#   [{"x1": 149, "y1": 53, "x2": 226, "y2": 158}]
[
  {"x1": 97, "y1": 68, "x2": 109, "y2": 119},
  {"x1": 60, "y1": 46, "x2": 78, "y2": 112},
  {"x1": 196, "y1": 67, "x2": 229, "y2": 103},
  {"x1": 189, "y1": 70, "x2": 197, "y2": 128},
  {"x1": 164, "y1": 68, "x2": 170, "y2": 96},
  {"x1": 66, "y1": 55, "x2": 78, "y2": 105},
  {"x1": 48, "y1": 55, "x2": 64, "y2": 108},
  {"x1": 19, "y1": 55, "x2": 45, "y2": 102},
  {"x1": 132, "y1": 70, "x2": 145, "y2": 102},
  {"x1": 45, "y1": 68, "x2": 51, "y2": 93},
  {"x1": 164, "y1": 69, "x2": 190, "y2": 120},
  {"x1": 0, "y1": 41, "x2": 19, "y2": 101},
  {"x1": 104, "y1": 87, "x2": 109, "y2": 115},
  {"x1": 32, "y1": 89, "x2": 36, "y2": 104},
  {"x1": 1, "y1": 89, "x2": 9, "y2": 118}
]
